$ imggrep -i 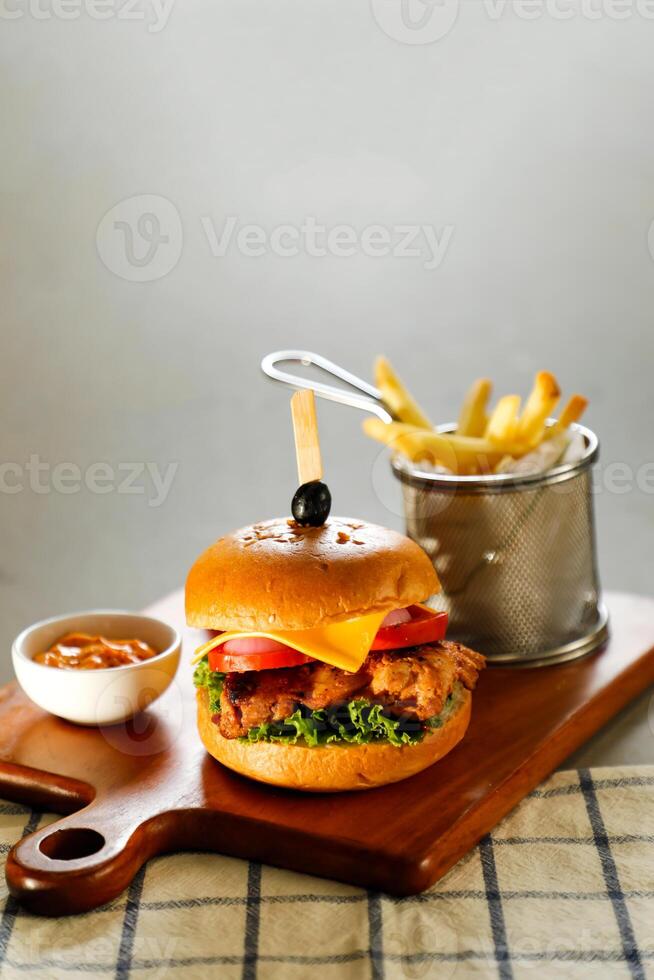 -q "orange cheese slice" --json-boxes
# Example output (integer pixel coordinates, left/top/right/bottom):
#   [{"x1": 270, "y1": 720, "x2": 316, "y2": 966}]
[{"x1": 192, "y1": 609, "x2": 388, "y2": 673}]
